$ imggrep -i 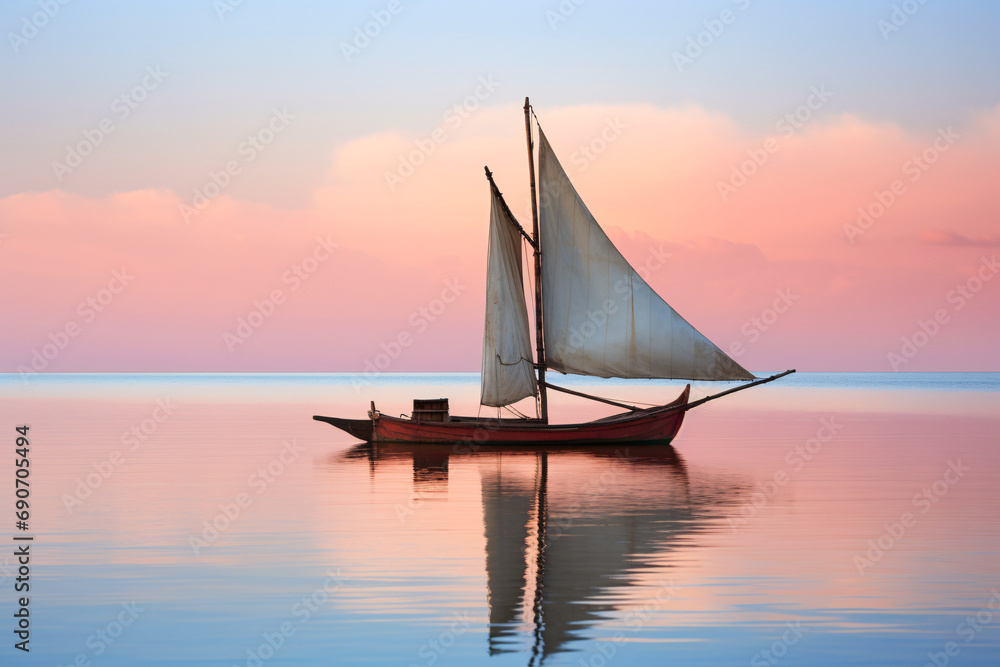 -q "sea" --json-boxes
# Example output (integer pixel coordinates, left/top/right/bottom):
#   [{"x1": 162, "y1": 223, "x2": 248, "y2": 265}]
[{"x1": 1, "y1": 372, "x2": 998, "y2": 666}]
